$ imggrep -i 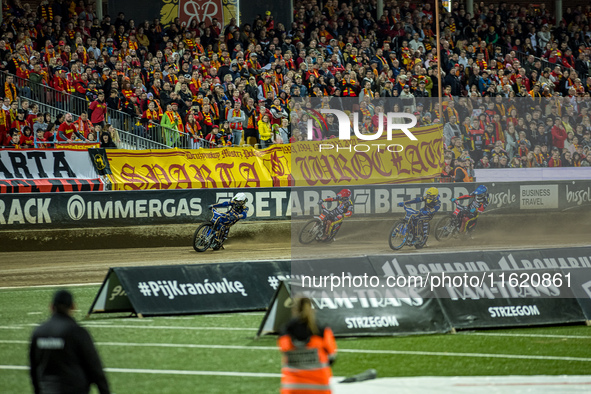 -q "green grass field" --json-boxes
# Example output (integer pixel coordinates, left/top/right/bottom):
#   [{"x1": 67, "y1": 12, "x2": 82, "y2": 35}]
[{"x1": 1, "y1": 285, "x2": 590, "y2": 394}]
